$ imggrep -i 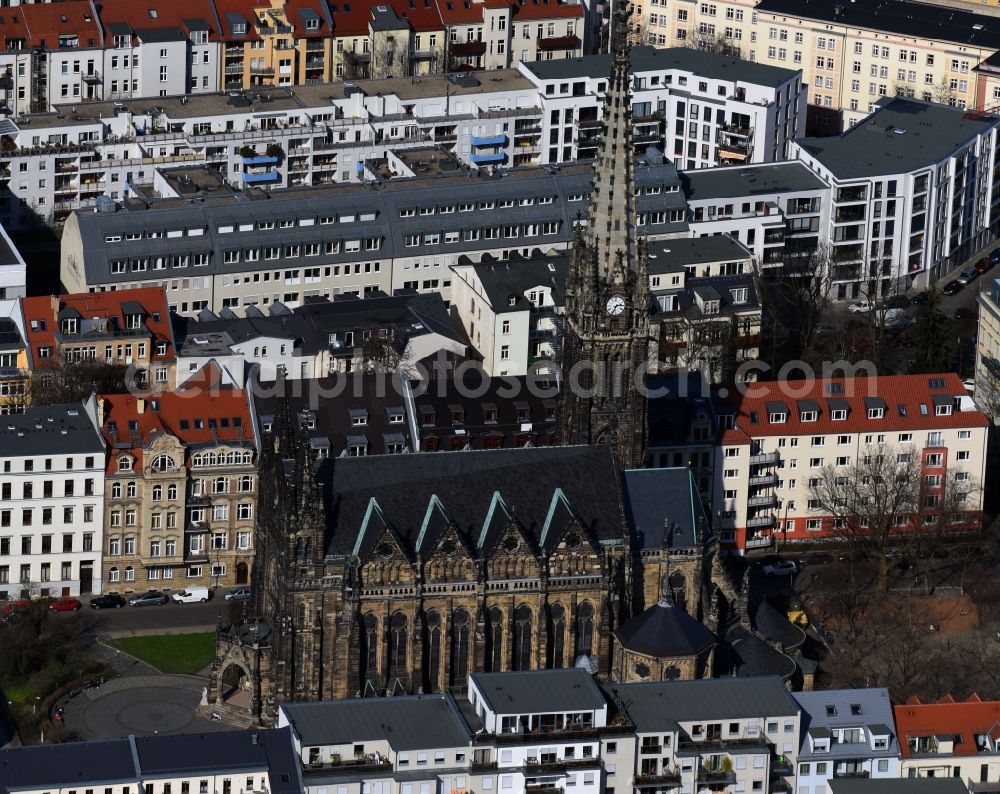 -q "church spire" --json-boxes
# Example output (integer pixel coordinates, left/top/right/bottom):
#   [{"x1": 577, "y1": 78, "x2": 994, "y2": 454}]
[{"x1": 587, "y1": 0, "x2": 638, "y2": 279}]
